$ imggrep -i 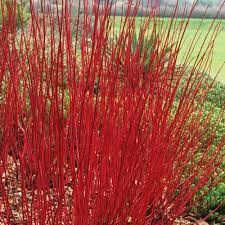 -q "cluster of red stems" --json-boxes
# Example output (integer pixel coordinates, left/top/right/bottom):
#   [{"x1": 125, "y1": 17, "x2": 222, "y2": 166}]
[{"x1": 0, "y1": 0, "x2": 225, "y2": 224}]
